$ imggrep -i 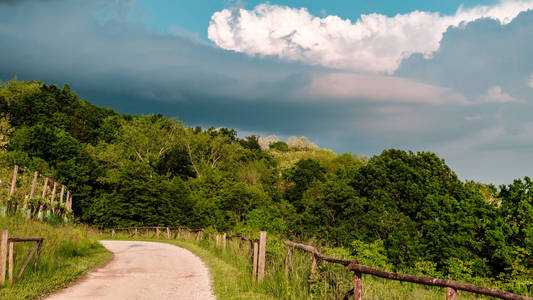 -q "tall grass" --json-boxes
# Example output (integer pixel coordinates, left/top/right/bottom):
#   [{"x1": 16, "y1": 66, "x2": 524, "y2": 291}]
[{"x1": 0, "y1": 216, "x2": 111, "y2": 299}]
